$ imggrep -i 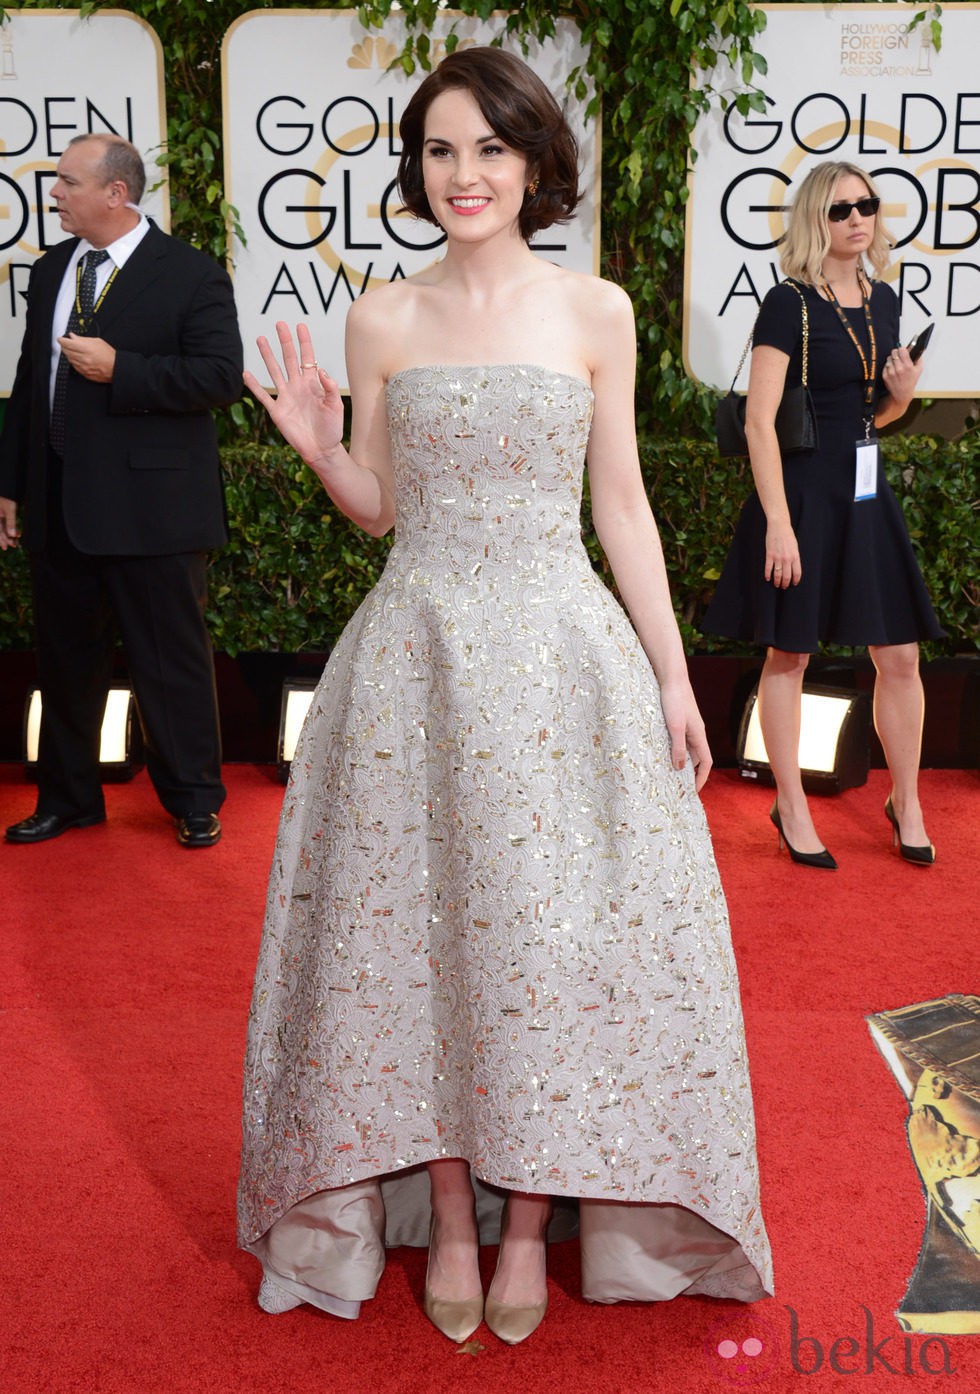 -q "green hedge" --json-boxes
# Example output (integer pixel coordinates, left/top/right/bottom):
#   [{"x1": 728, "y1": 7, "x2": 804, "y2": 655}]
[
  {"x1": 2, "y1": 434, "x2": 972, "y2": 655},
  {"x1": 190, "y1": 430, "x2": 980, "y2": 657},
  {"x1": 1, "y1": 2, "x2": 973, "y2": 658},
  {"x1": 207, "y1": 442, "x2": 392, "y2": 653}
]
